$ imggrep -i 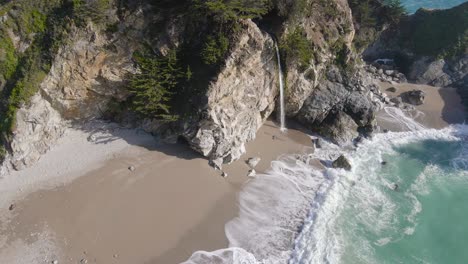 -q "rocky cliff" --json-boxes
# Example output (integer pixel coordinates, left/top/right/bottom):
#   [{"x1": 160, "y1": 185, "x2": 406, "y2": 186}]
[
  {"x1": 363, "y1": 2, "x2": 467, "y2": 106},
  {"x1": 0, "y1": 0, "x2": 400, "y2": 170}
]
